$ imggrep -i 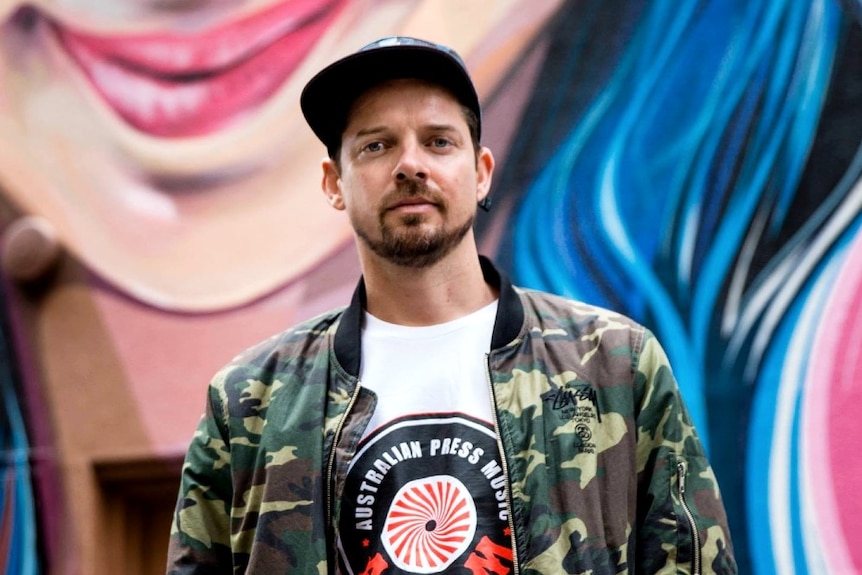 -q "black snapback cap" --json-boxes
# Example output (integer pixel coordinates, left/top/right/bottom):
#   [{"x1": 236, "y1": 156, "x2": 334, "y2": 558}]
[{"x1": 300, "y1": 36, "x2": 481, "y2": 157}]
